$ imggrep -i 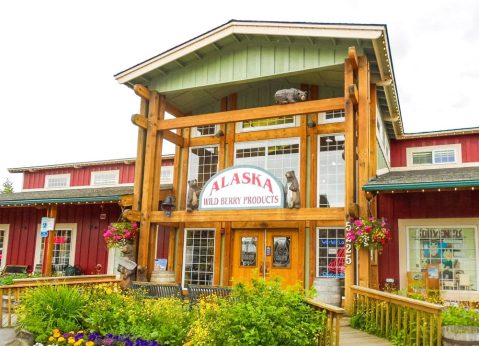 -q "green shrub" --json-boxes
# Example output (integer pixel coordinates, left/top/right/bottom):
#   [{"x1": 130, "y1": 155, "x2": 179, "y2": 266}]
[
  {"x1": 187, "y1": 278, "x2": 326, "y2": 345},
  {"x1": 442, "y1": 307, "x2": 479, "y2": 327},
  {"x1": 16, "y1": 285, "x2": 86, "y2": 342}
]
